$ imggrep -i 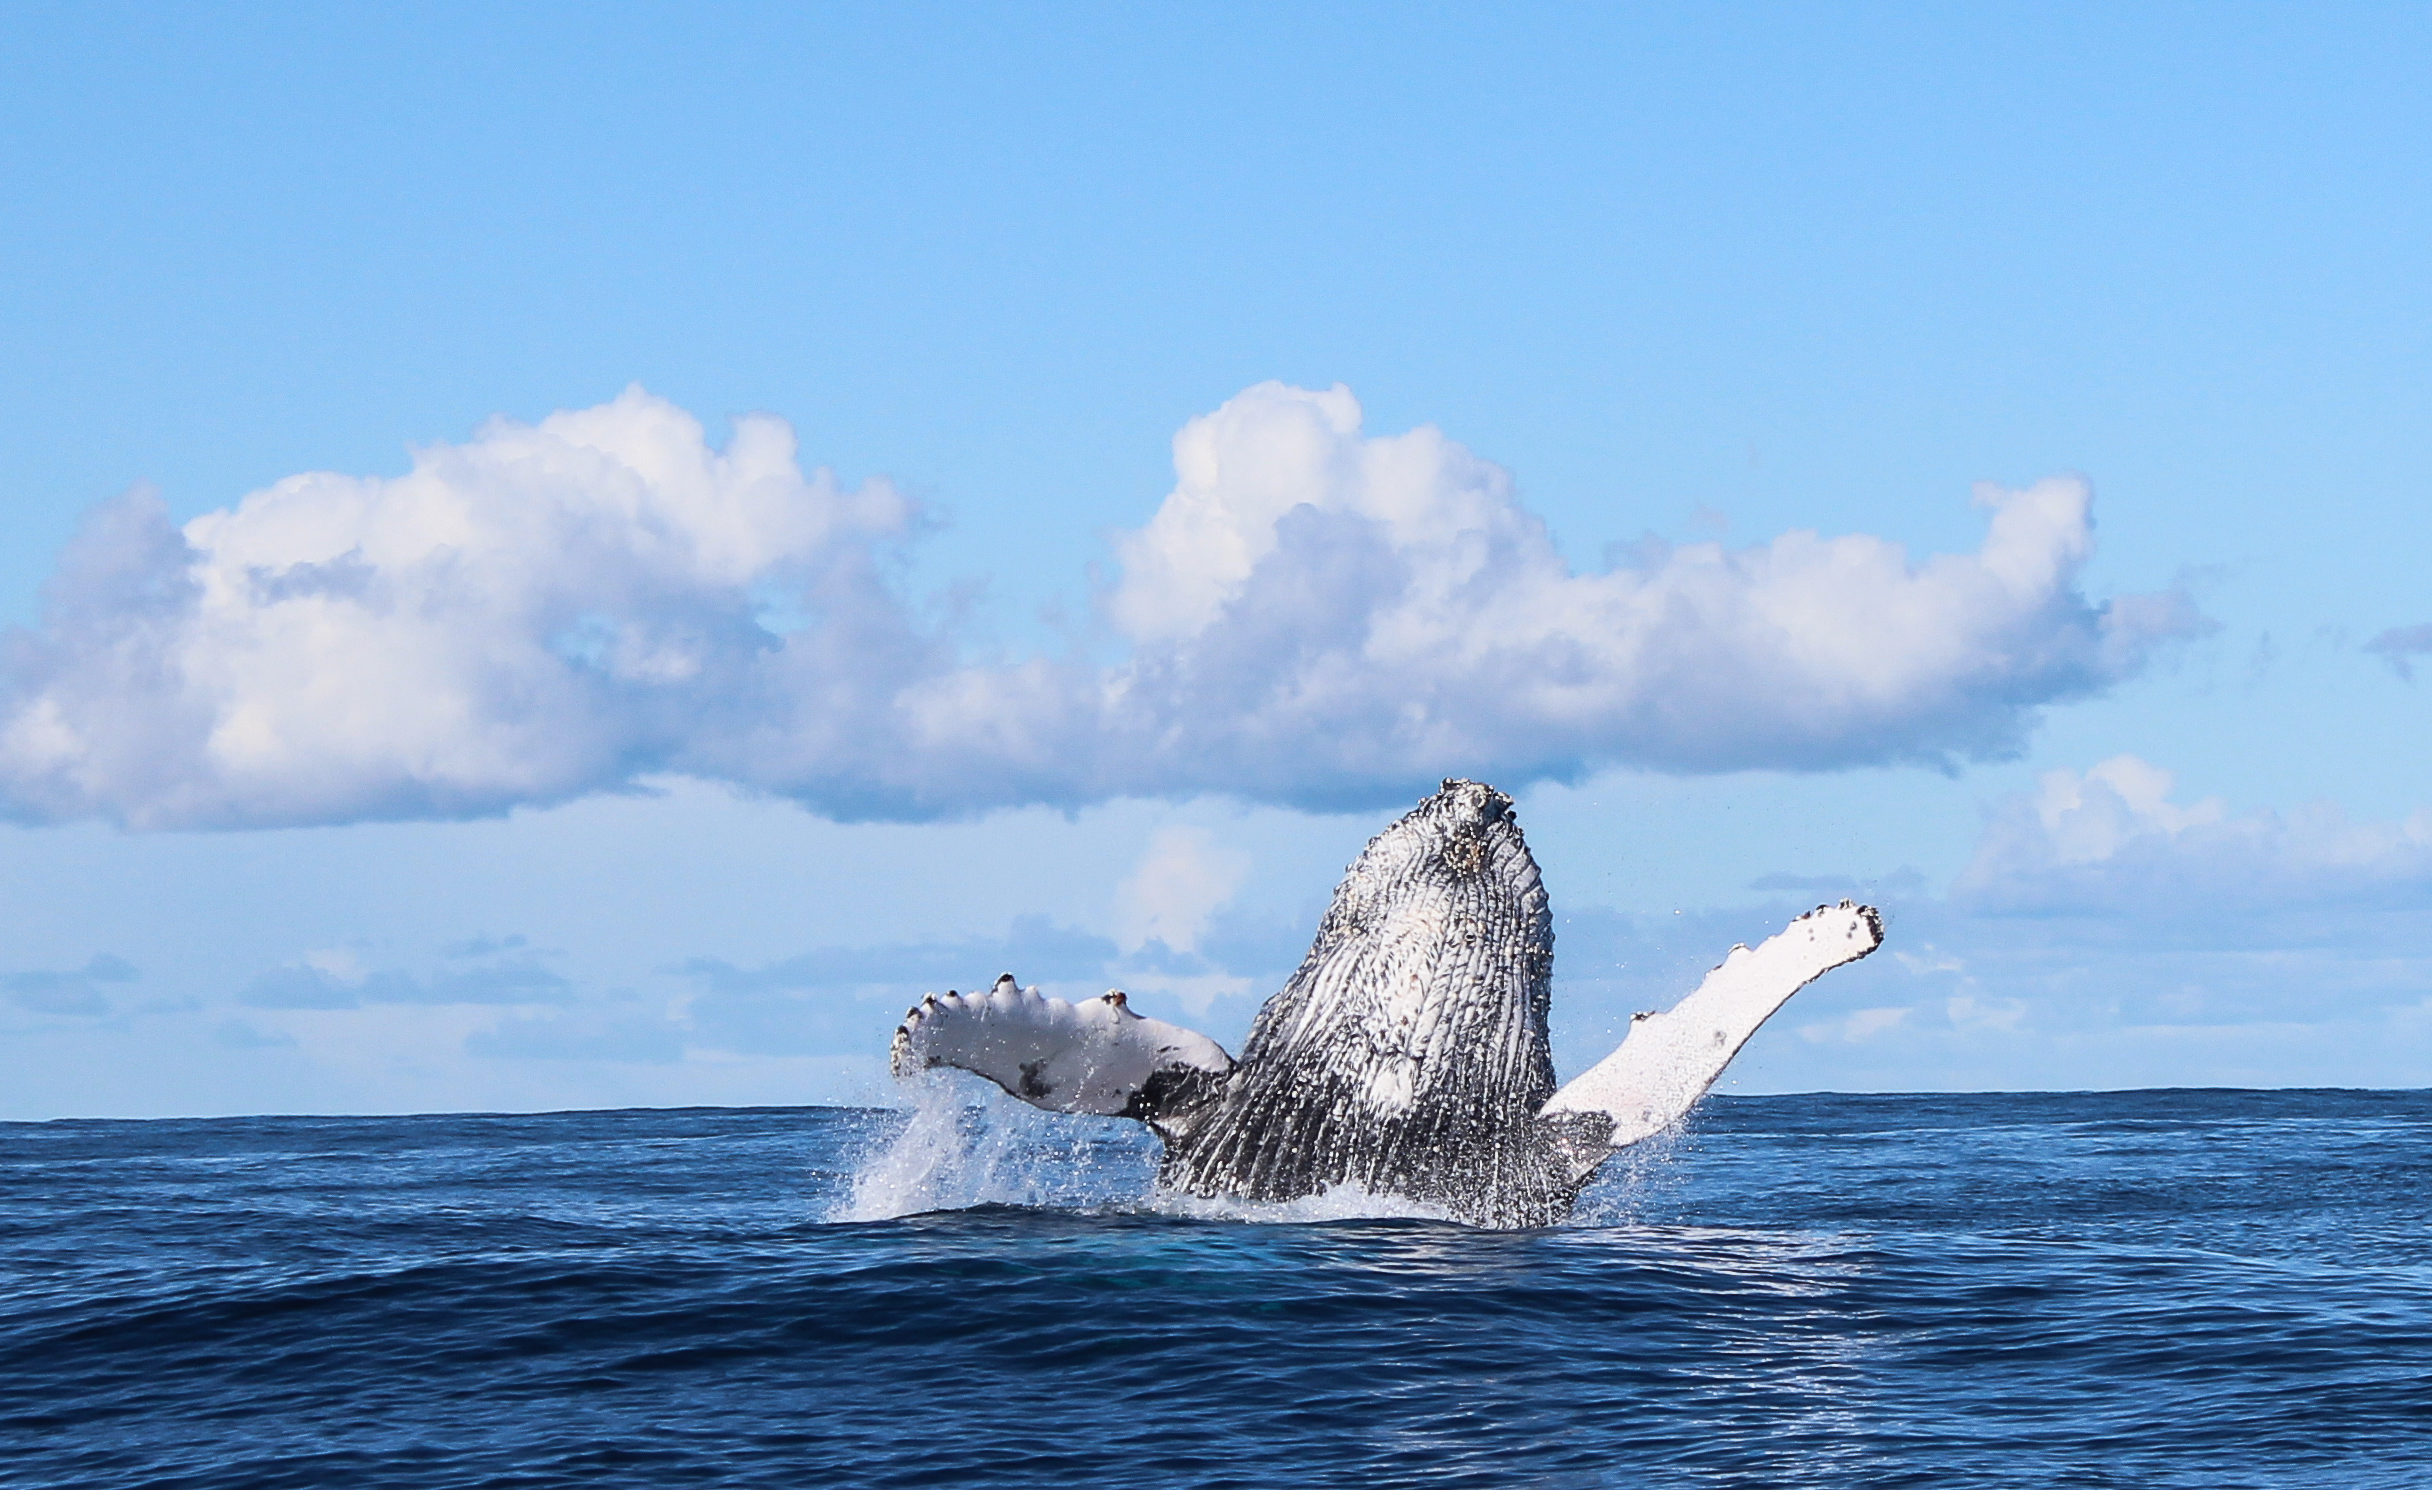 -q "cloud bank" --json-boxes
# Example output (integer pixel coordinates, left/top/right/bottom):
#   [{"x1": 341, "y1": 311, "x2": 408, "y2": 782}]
[
  {"x1": 1539, "y1": 757, "x2": 2432, "y2": 1088},
  {"x1": 1955, "y1": 754, "x2": 2432, "y2": 919},
  {"x1": 25, "y1": 754, "x2": 2430, "y2": 1102},
  {"x1": 0, "y1": 383, "x2": 2199, "y2": 828}
]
